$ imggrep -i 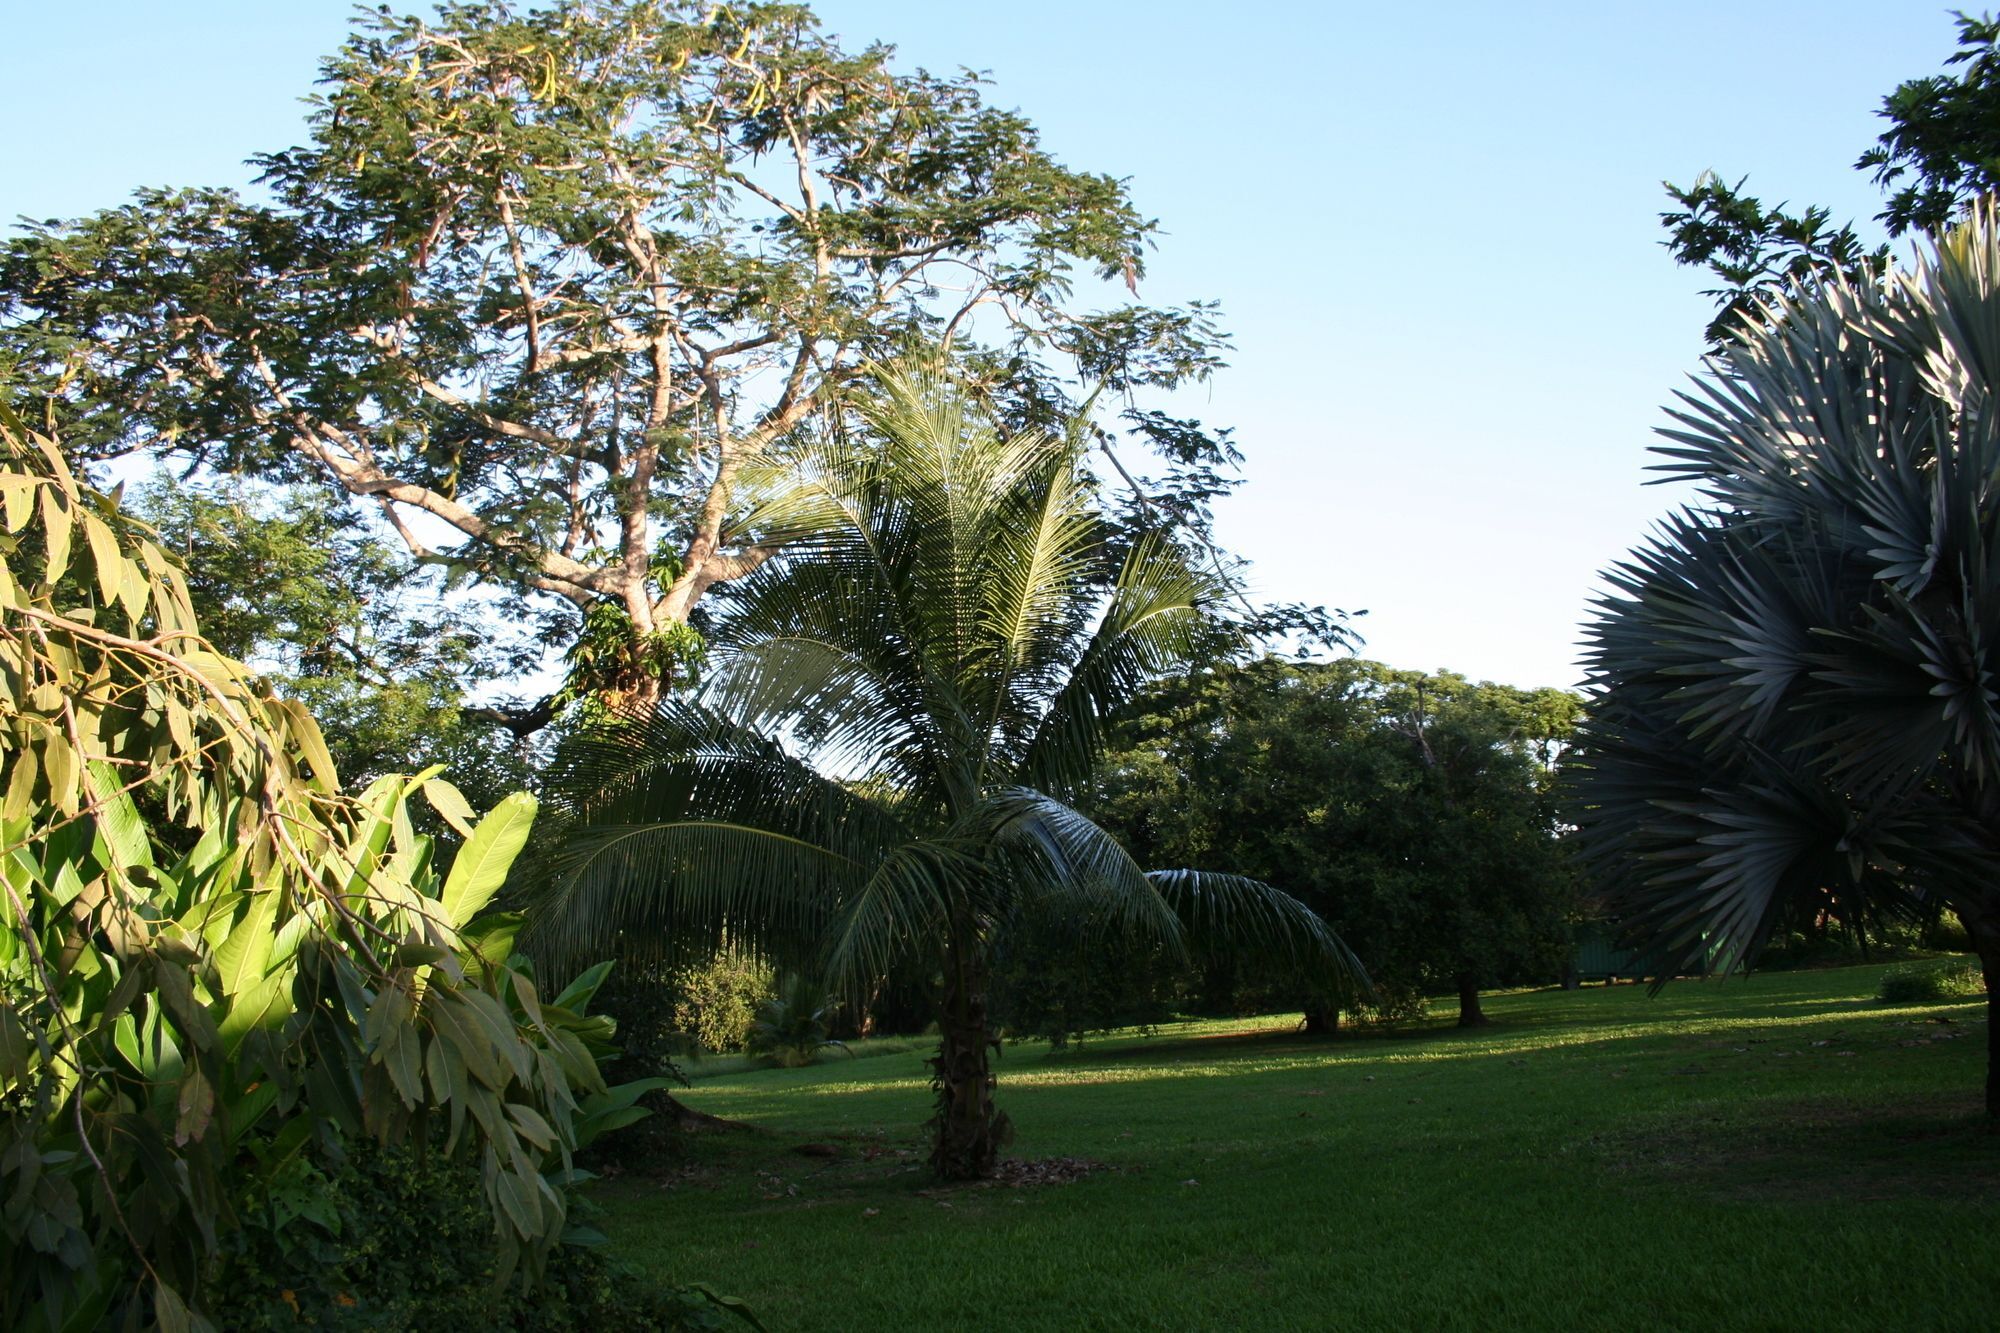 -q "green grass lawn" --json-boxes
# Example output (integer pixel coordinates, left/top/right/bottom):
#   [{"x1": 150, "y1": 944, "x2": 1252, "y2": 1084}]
[{"x1": 596, "y1": 965, "x2": 2000, "y2": 1331}]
